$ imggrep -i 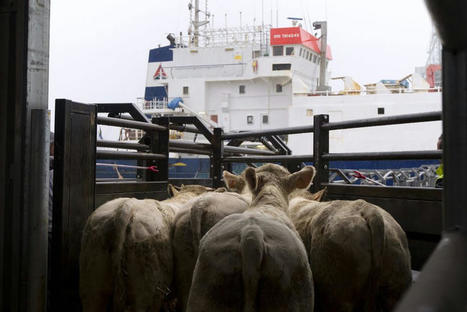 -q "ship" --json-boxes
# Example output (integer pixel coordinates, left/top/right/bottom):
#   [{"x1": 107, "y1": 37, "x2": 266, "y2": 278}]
[{"x1": 108, "y1": 0, "x2": 442, "y2": 185}]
